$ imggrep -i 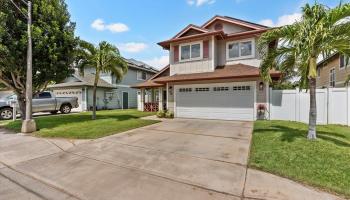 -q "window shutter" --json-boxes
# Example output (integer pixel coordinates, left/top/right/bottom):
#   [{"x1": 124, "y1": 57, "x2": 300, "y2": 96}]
[
  {"x1": 173, "y1": 45, "x2": 179, "y2": 63},
  {"x1": 340, "y1": 55, "x2": 345, "y2": 68},
  {"x1": 203, "y1": 40, "x2": 209, "y2": 59}
]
